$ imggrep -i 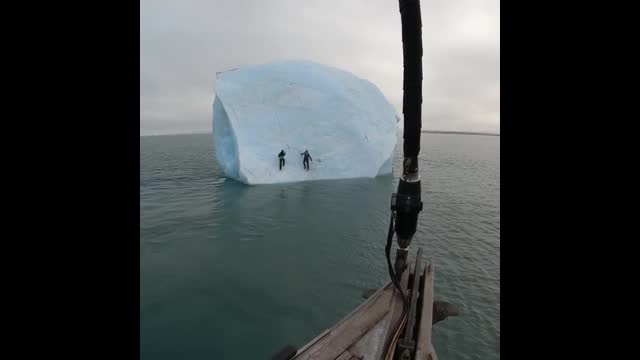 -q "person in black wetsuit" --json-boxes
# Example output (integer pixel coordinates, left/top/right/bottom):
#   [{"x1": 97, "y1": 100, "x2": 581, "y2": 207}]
[
  {"x1": 301, "y1": 150, "x2": 312, "y2": 170},
  {"x1": 278, "y1": 150, "x2": 286, "y2": 170}
]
